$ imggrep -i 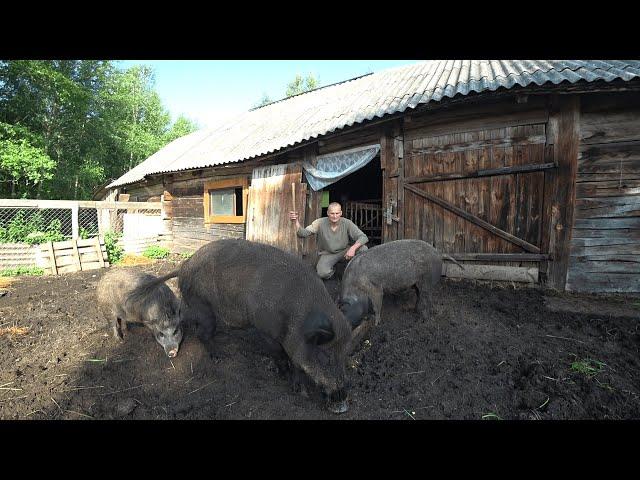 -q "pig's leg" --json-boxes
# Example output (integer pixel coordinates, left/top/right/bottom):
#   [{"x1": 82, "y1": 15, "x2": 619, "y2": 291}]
[
  {"x1": 182, "y1": 297, "x2": 216, "y2": 342},
  {"x1": 370, "y1": 288, "x2": 383, "y2": 326},
  {"x1": 290, "y1": 364, "x2": 311, "y2": 398},
  {"x1": 258, "y1": 333, "x2": 289, "y2": 375},
  {"x1": 348, "y1": 319, "x2": 373, "y2": 354},
  {"x1": 112, "y1": 318, "x2": 123, "y2": 339},
  {"x1": 119, "y1": 317, "x2": 128, "y2": 338},
  {"x1": 415, "y1": 275, "x2": 433, "y2": 319},
  {"x1": 109, "y1": 306, "x2": 124, "y2": 340}
]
